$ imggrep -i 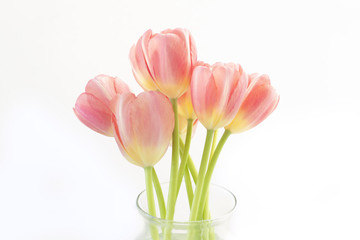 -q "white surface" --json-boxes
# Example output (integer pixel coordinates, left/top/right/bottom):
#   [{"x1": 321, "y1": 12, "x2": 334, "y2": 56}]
[{"x1": 1, "y1": 0, "x2": 359, "y2": 239}]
